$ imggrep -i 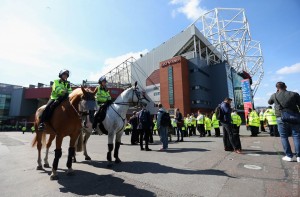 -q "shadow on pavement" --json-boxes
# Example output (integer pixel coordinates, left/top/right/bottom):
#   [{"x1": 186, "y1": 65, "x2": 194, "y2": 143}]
[
  {"x1": 159, "y1": 147, "x2": 209, "y2": 153},
  {"x1": 56, "y1": 170, "x2": 155, "y2": 196},
  {"x1": 81, "y1": 160, "x2": 233, "y2": 178},
  {"x1": 242, "y1": 149, "x2": 283, "y2": 156}
]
